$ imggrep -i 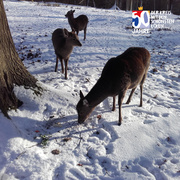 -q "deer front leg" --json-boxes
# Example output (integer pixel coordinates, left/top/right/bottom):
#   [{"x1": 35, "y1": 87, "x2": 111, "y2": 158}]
[
  {"x1": 118, "y1": 91, "x2": 126, "y2": 126},
  {"x1": 64, "y1": 58, "x2": 69, "y2": 79}
]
